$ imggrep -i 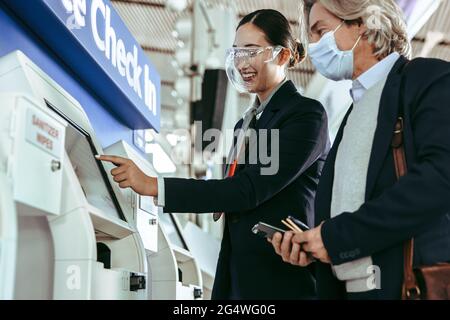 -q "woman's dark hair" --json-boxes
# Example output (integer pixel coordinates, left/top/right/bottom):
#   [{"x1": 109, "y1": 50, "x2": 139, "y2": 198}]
[{"x1": 237, "y1": 9, "x2": 306, "y2": 68}]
